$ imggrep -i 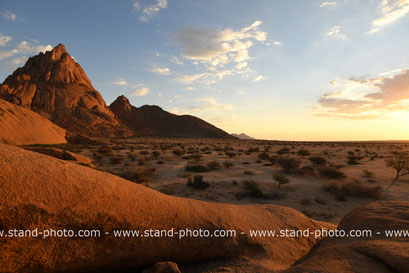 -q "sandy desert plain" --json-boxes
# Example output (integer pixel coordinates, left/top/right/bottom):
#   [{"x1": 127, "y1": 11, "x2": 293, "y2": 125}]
[{"x1": 24, "y1": 137, "x2": 409, "y2": 224}]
